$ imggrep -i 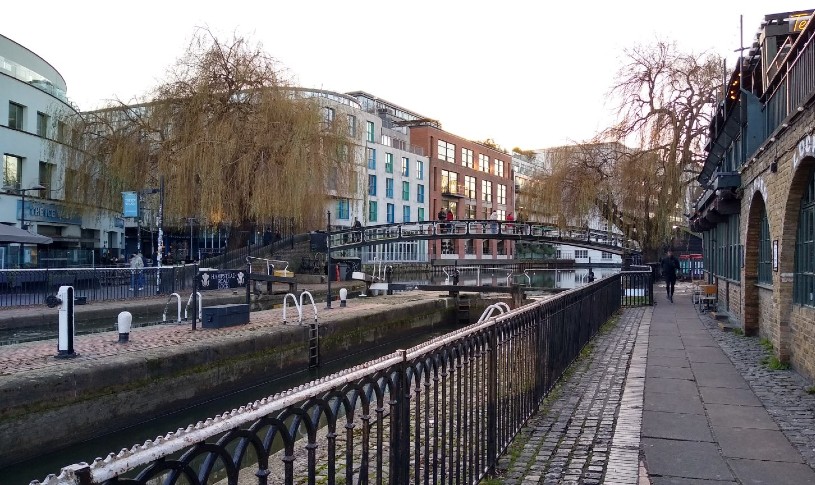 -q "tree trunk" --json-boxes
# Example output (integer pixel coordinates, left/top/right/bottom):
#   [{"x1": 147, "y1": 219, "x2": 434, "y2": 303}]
[{"x1": 227, "y1": 220, "x2": 254, "y2": 251}]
